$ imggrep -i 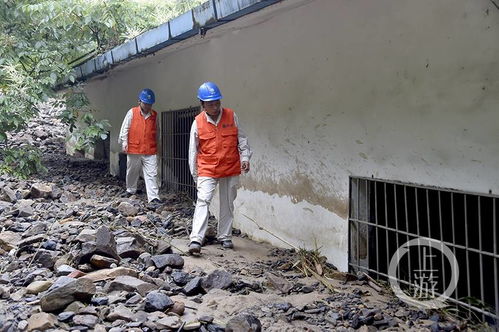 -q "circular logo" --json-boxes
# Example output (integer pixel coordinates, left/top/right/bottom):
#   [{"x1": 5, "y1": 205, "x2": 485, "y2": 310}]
[{"x1": 388, "y1": 237, "x2": 459, "y2": 309}]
